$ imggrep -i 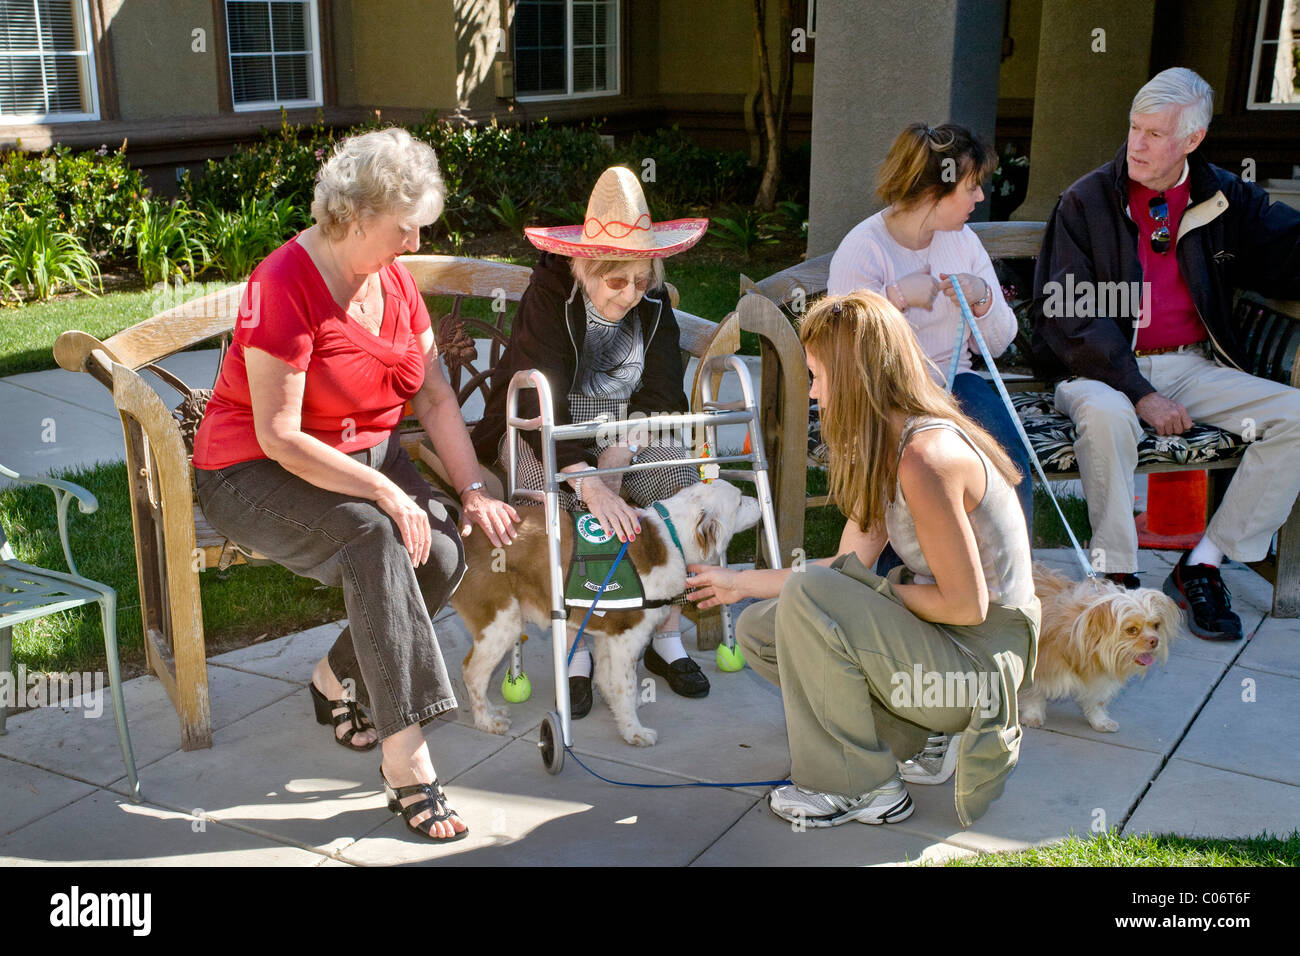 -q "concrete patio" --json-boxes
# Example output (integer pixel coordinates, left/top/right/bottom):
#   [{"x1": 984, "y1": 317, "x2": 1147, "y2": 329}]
[
  {"x1": 1, "y1": 542, "x2": 1296, "y2": 867},
  {"x1": 2, "y1": 358, "x2": 1296, "y2": 865}
]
